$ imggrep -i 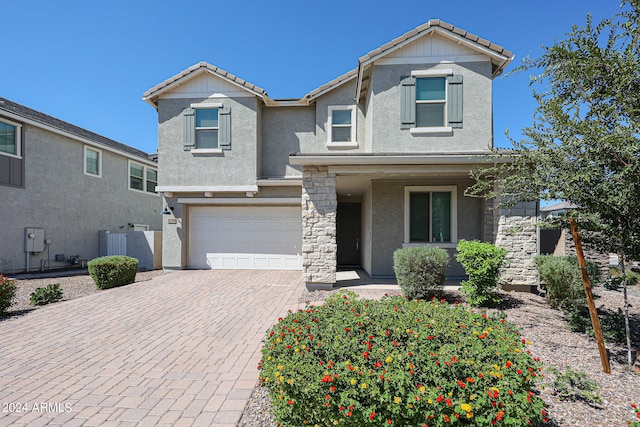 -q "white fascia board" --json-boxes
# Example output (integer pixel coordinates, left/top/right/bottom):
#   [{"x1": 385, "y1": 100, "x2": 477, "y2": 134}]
[
  {"x1": 0, "y1": 110, "x2": 157, "y2": 167},
  {"x1": 177, "y1": 197, "x2": 300, "y2": 206},
  {"x1": 289, "y1": 154, "x2": 509, "y2": 166},
  {"x1": 256, "y1": 179, "x2": 302, "y2": 187},
  {"x1": 155, "y1": 185, "x2": 259, "y2": 193}
]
